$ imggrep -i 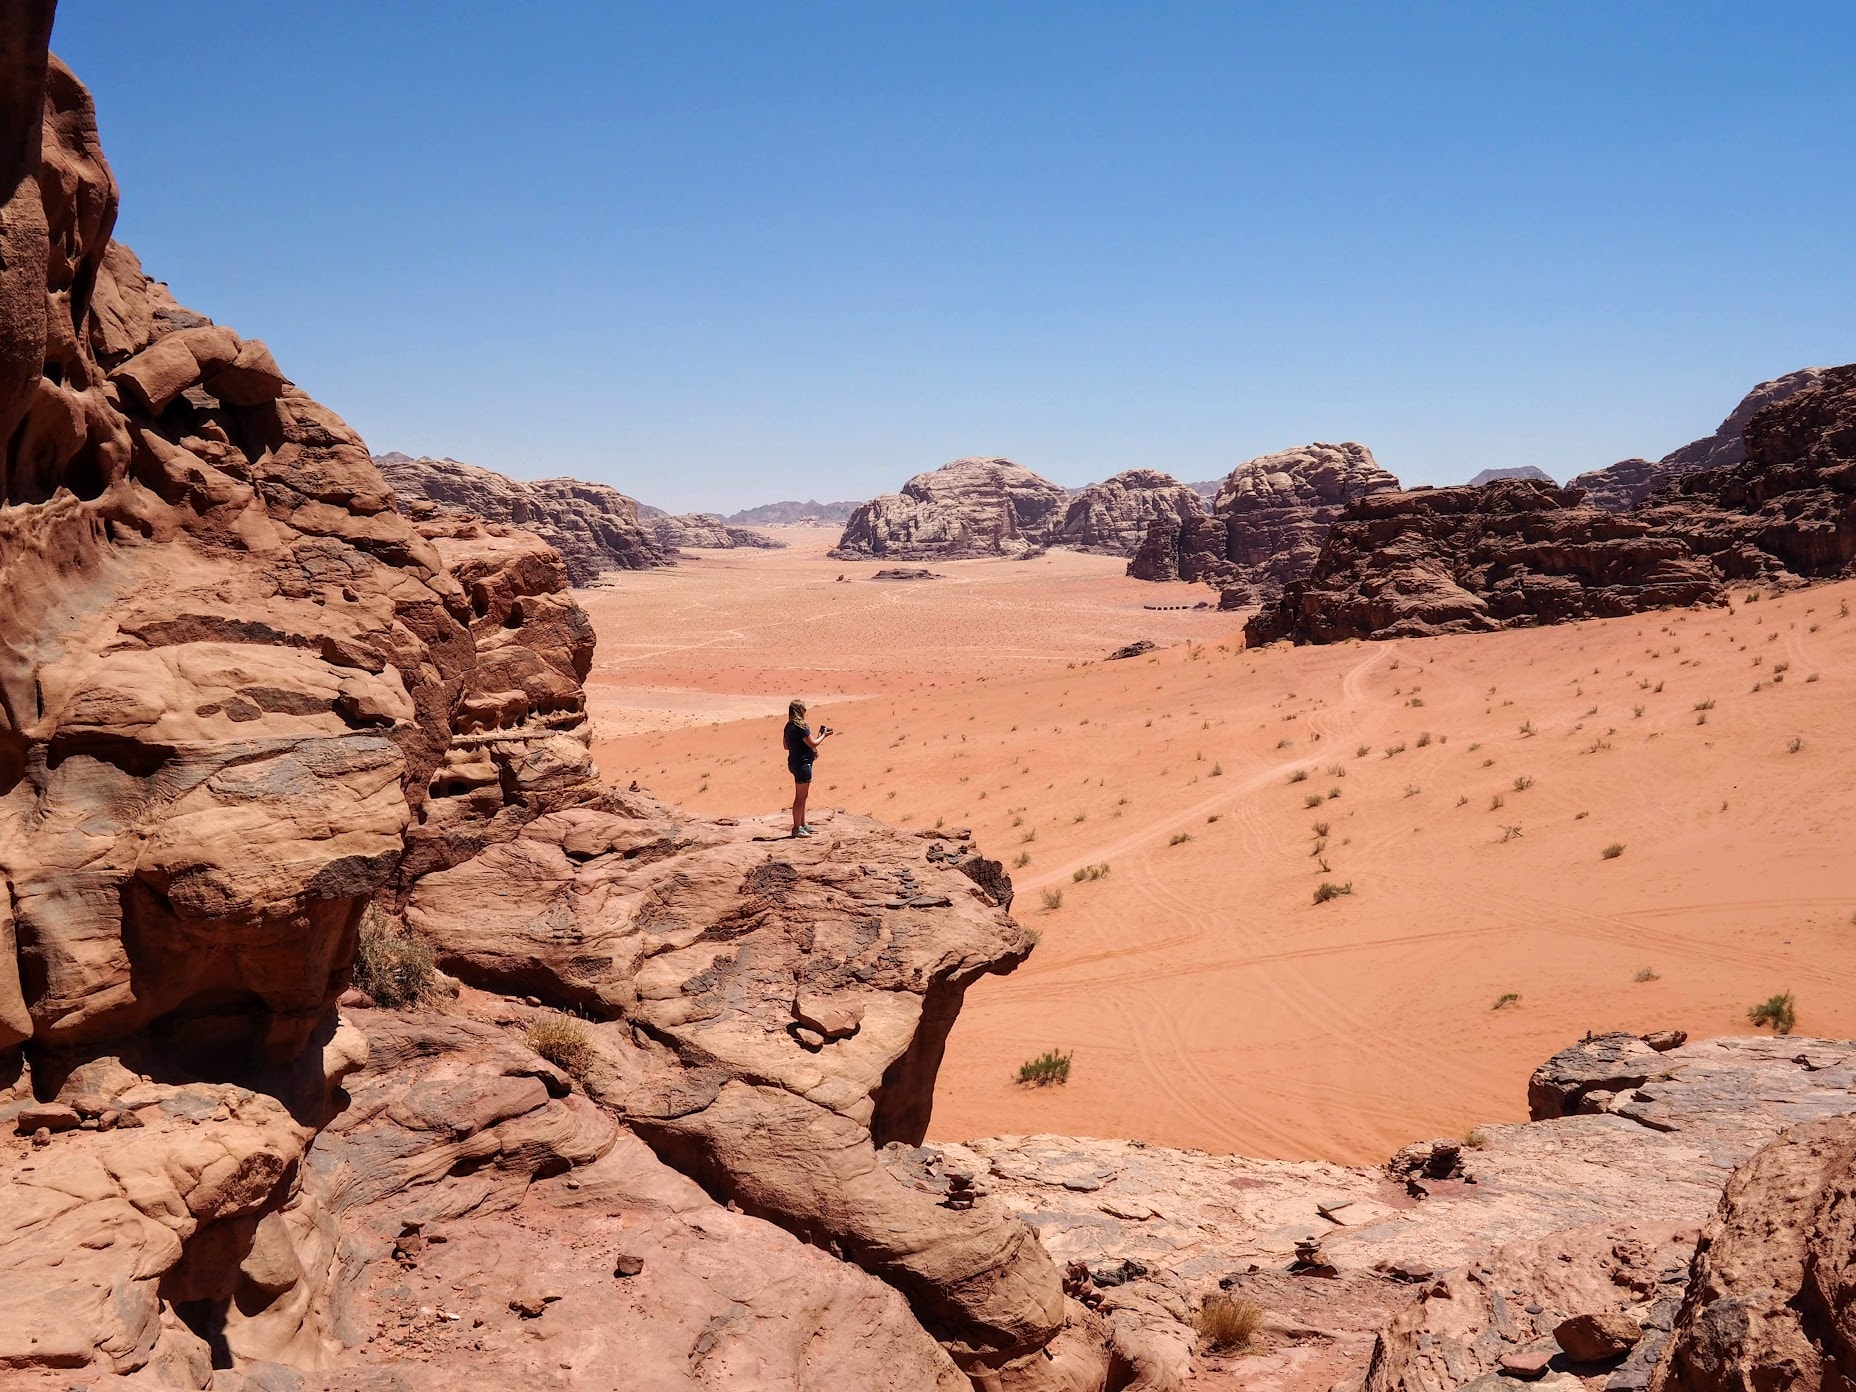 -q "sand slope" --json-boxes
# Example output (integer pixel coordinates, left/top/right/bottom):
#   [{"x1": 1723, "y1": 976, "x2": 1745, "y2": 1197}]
[{"x1": 586, "y1": 529, "x2": 1856, "y2": 1162}]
